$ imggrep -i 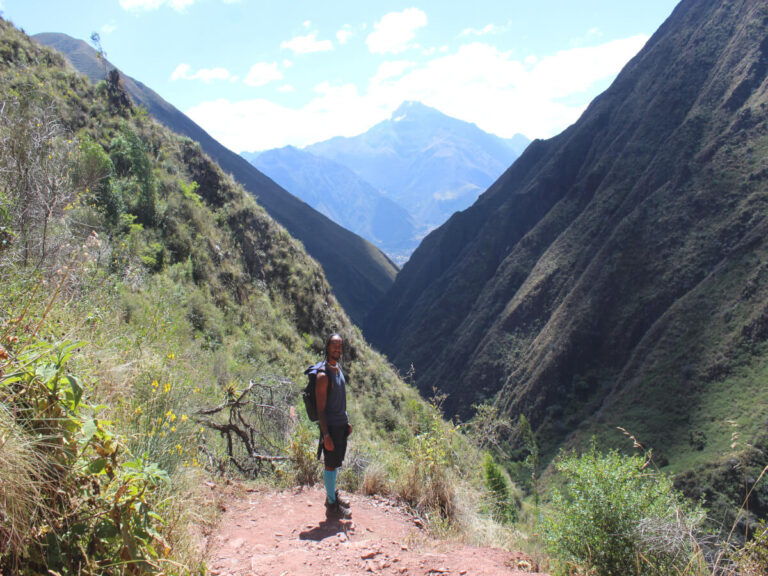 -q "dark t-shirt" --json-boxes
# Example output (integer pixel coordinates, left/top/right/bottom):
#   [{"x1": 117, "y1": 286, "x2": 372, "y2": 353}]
[{"x1": 324, "y1": 362, "x2": 348, "y2": 427}]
